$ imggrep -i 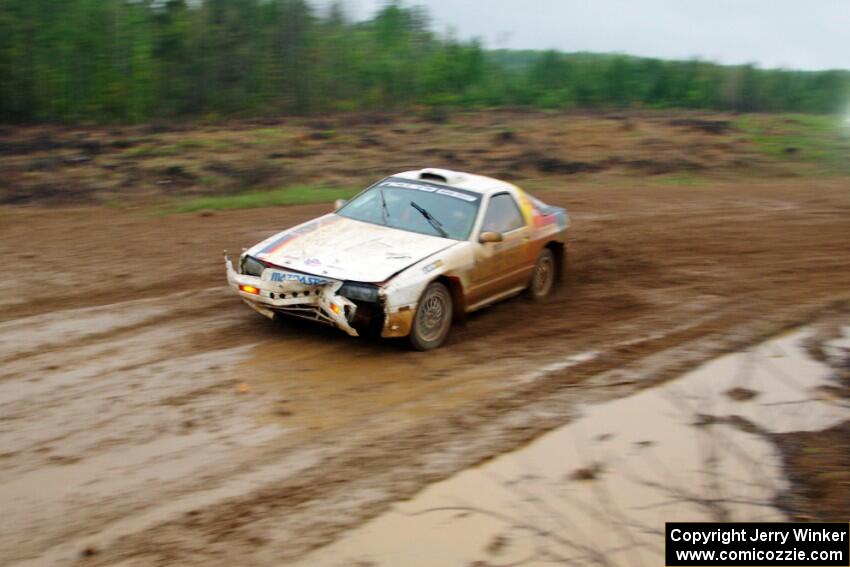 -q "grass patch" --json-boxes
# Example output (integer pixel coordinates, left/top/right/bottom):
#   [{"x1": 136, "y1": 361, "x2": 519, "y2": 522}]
[
  {"x1": 121, "y1": 144, "x2": 183, "y2": 158},
  {"x1": 175, "y1": 138, "x2": 234, "y2": 151},
  {"x1": 170, "y1": 185, "x2": 360, "y2": 213},
  {"x1": 655, "y1": 173, "x2": 707, "y2": 186},
  {"x1": 252, "y1": 127, "x2": 290, "y2": 138},
  {"x1": 248, "y1": 127, "x2": 292, "y2": 146},
  {"x1": 734, "y1": 113, "x2": 850, "y2": 174}
]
